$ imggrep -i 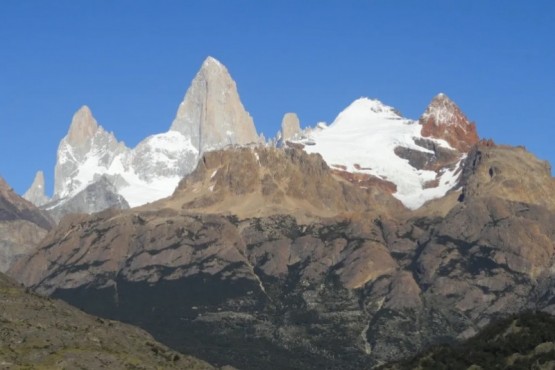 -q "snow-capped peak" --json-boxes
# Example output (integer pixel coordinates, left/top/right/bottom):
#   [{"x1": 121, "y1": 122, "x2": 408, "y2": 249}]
[
  {"x1": 298, "y1": 95, "x2": 471, "y2": 209},
  {"x1": 48, "y1": 57, "x2": 257, "y2": 211},
  {"x1": 331, "y1": 98, "x2": 403, "y2": 129}
]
